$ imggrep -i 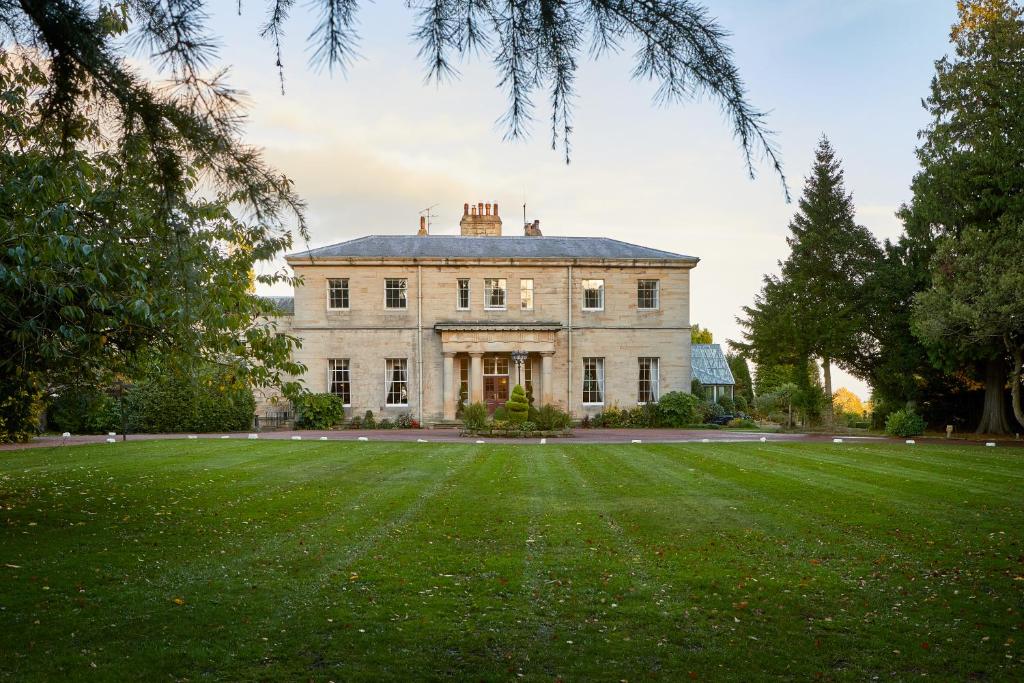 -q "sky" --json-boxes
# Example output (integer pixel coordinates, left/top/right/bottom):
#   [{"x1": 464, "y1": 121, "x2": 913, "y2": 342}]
[{"x1": 194, "y1": 0, "x2": 959, "y2": 401}]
